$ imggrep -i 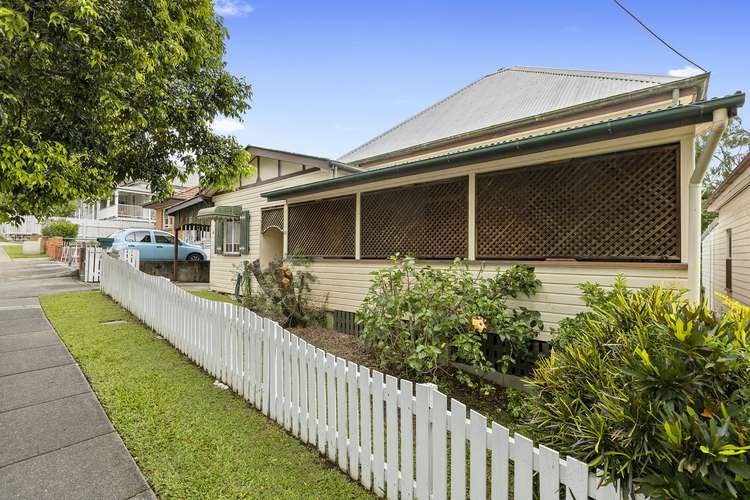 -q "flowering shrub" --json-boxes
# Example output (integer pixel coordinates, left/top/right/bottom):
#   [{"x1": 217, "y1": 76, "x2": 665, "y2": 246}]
[
  {"x1": 356, "y1": 256, "x2": 543, "y2": 388},
  {"x1": 525, "y1": 280, "x2": 750, "y2": 498}
]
